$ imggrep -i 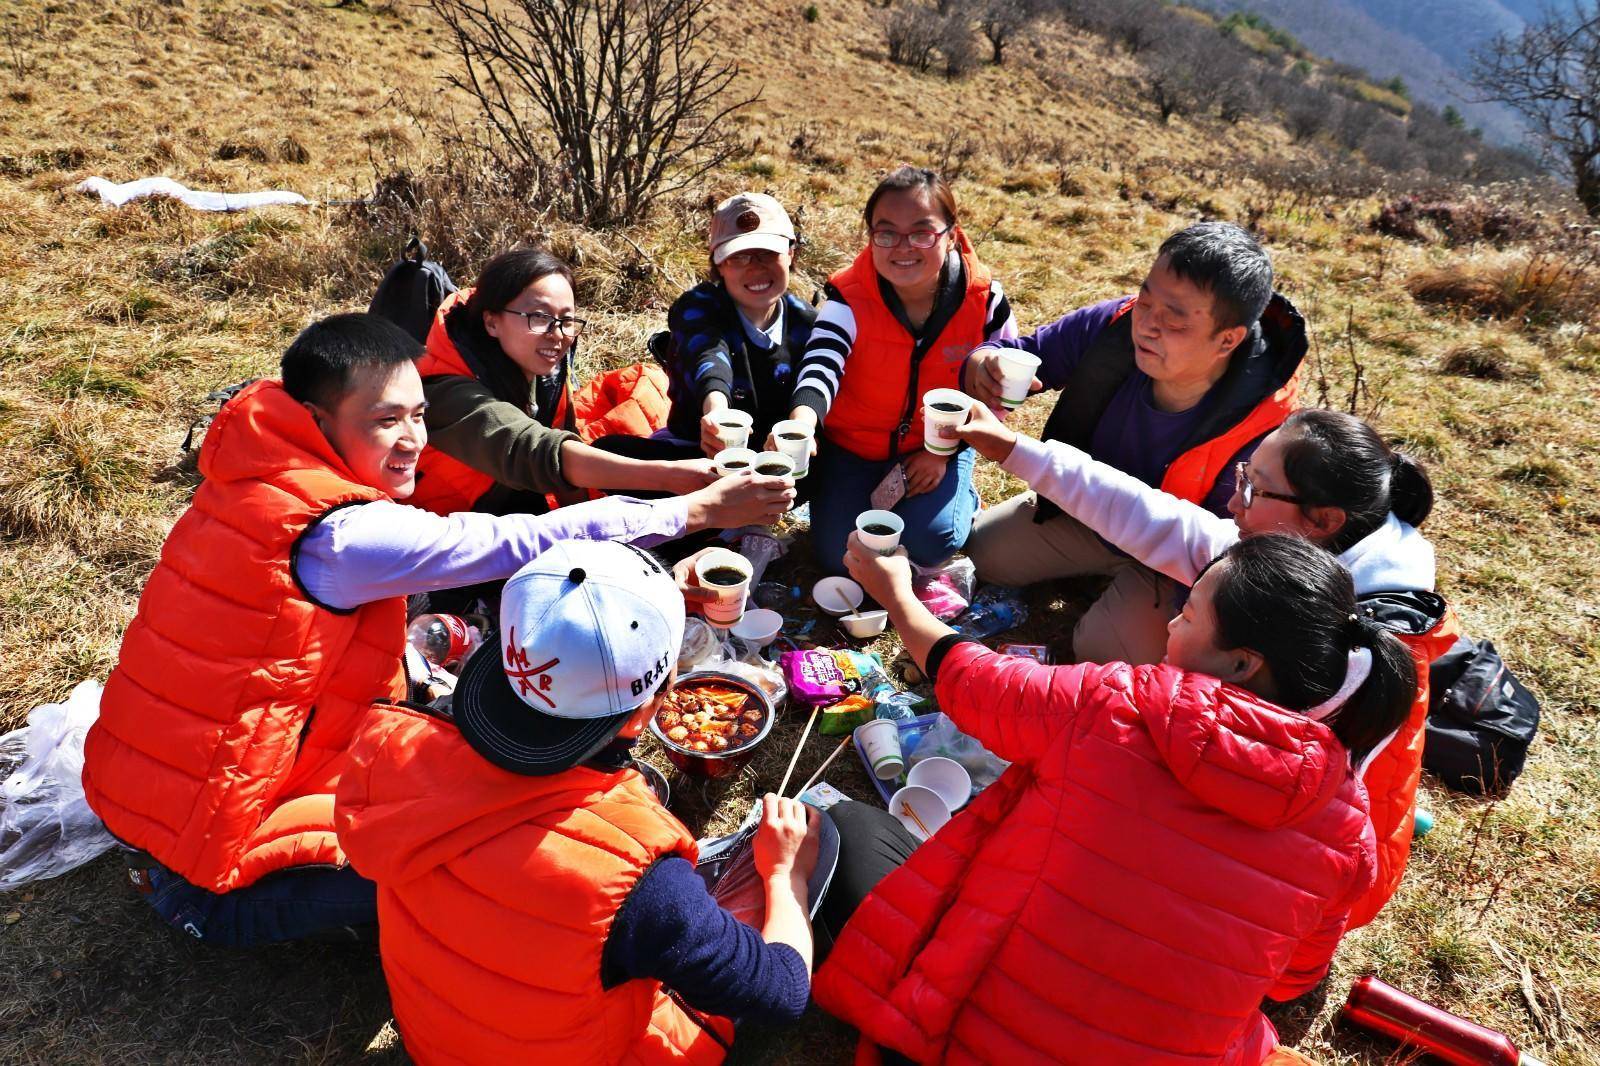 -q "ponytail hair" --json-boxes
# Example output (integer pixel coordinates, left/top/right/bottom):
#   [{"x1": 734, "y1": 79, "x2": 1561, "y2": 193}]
[
  {"x1": 1278, "y1": 410, "x2": 1434, "y2": 553},
  {"x1": 1209, "y1": 535, "x2": 1418, "y2": 758}
]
